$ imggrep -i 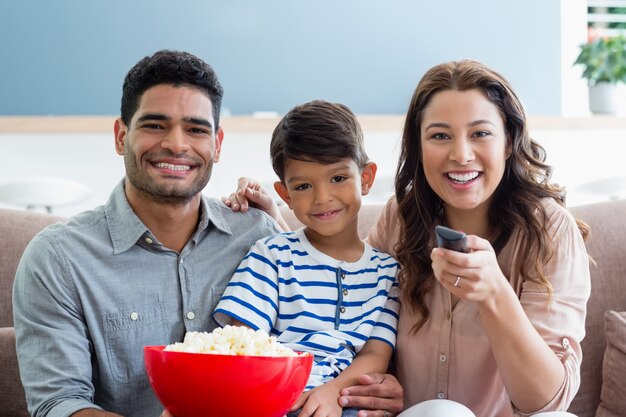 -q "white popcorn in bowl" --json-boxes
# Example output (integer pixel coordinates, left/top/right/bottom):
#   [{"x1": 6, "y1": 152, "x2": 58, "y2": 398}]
[{"x1": 164, "y1": 325, "x2": 300, "y2": 357}]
